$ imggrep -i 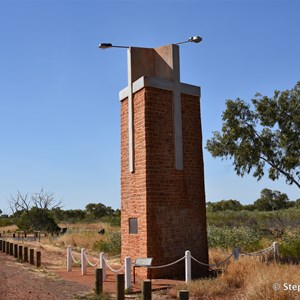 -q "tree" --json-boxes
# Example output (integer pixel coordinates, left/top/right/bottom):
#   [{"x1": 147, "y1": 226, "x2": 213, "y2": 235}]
[
  {"x1": 206, "y1": 82, "x2": 300, "y2": 189},
  {"x1": 207, "y1": 199, "x2": 243, "y2": 212},
  {"x1": 295, "y1": 199, "x2": 300, "y2": 208},
  {"x1": 253, "y1": 188, "x2": 289, "y2": 211},
  {"x1": 85, "y1": 203, "x2": 114, "y2": 219},
  {"x1": 60, "y1": 209, "x2": 86, "y2": 221},
  {"x1": 10, "y1": 189, "x2": 62, "y2": 232}
]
